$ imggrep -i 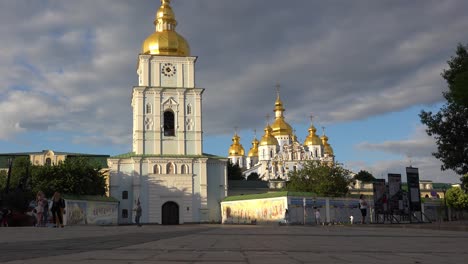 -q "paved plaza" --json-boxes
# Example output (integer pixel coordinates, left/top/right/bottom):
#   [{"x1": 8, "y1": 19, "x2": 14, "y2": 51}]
[{"x1": 0, "y1": 223, "x2": 467, "y2": 264}]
